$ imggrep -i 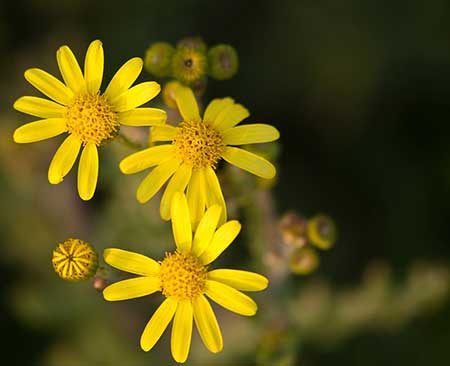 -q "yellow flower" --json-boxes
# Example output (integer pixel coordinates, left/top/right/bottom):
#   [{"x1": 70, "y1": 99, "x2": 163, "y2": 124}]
[
  {"x1": 120, "y1": 85, "x2": 280, "y2": 226},
  {"x1": 103, "y1": 192, "x2": 268, "y2": 363},
  {"x1": 13, "y1": 40, "x2": 166, "y2": 200}
]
